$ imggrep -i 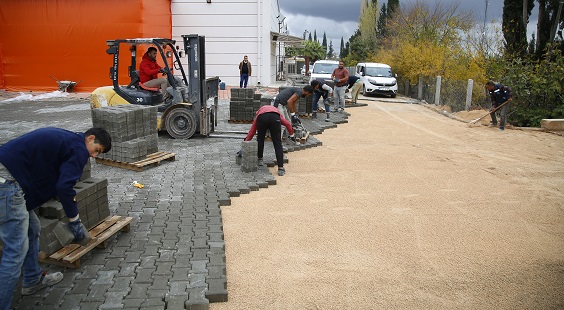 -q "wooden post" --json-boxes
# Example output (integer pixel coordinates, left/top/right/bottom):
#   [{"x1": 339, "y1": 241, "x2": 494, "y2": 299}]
[
  {"x1": 466, "y1": 79, "x2": 474, "y2": 111},
  {"x1": 417, "y1": 77, "x2": 423, "y2": 101},
  {"x1": 434, "y1": 76, "x2": 442, "y2": 105}
]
